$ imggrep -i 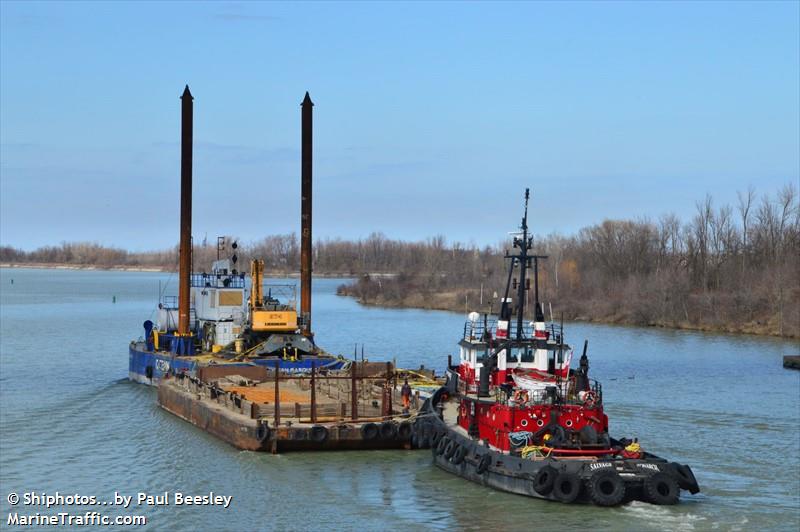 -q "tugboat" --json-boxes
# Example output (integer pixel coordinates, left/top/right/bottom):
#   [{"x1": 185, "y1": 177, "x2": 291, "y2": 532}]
[
  {"x1": 414, "y1": 190, "x2": 700, "y2": 505},
  {"x1": 129, "y1": 87, "x2": 343, "y2": 385}
]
